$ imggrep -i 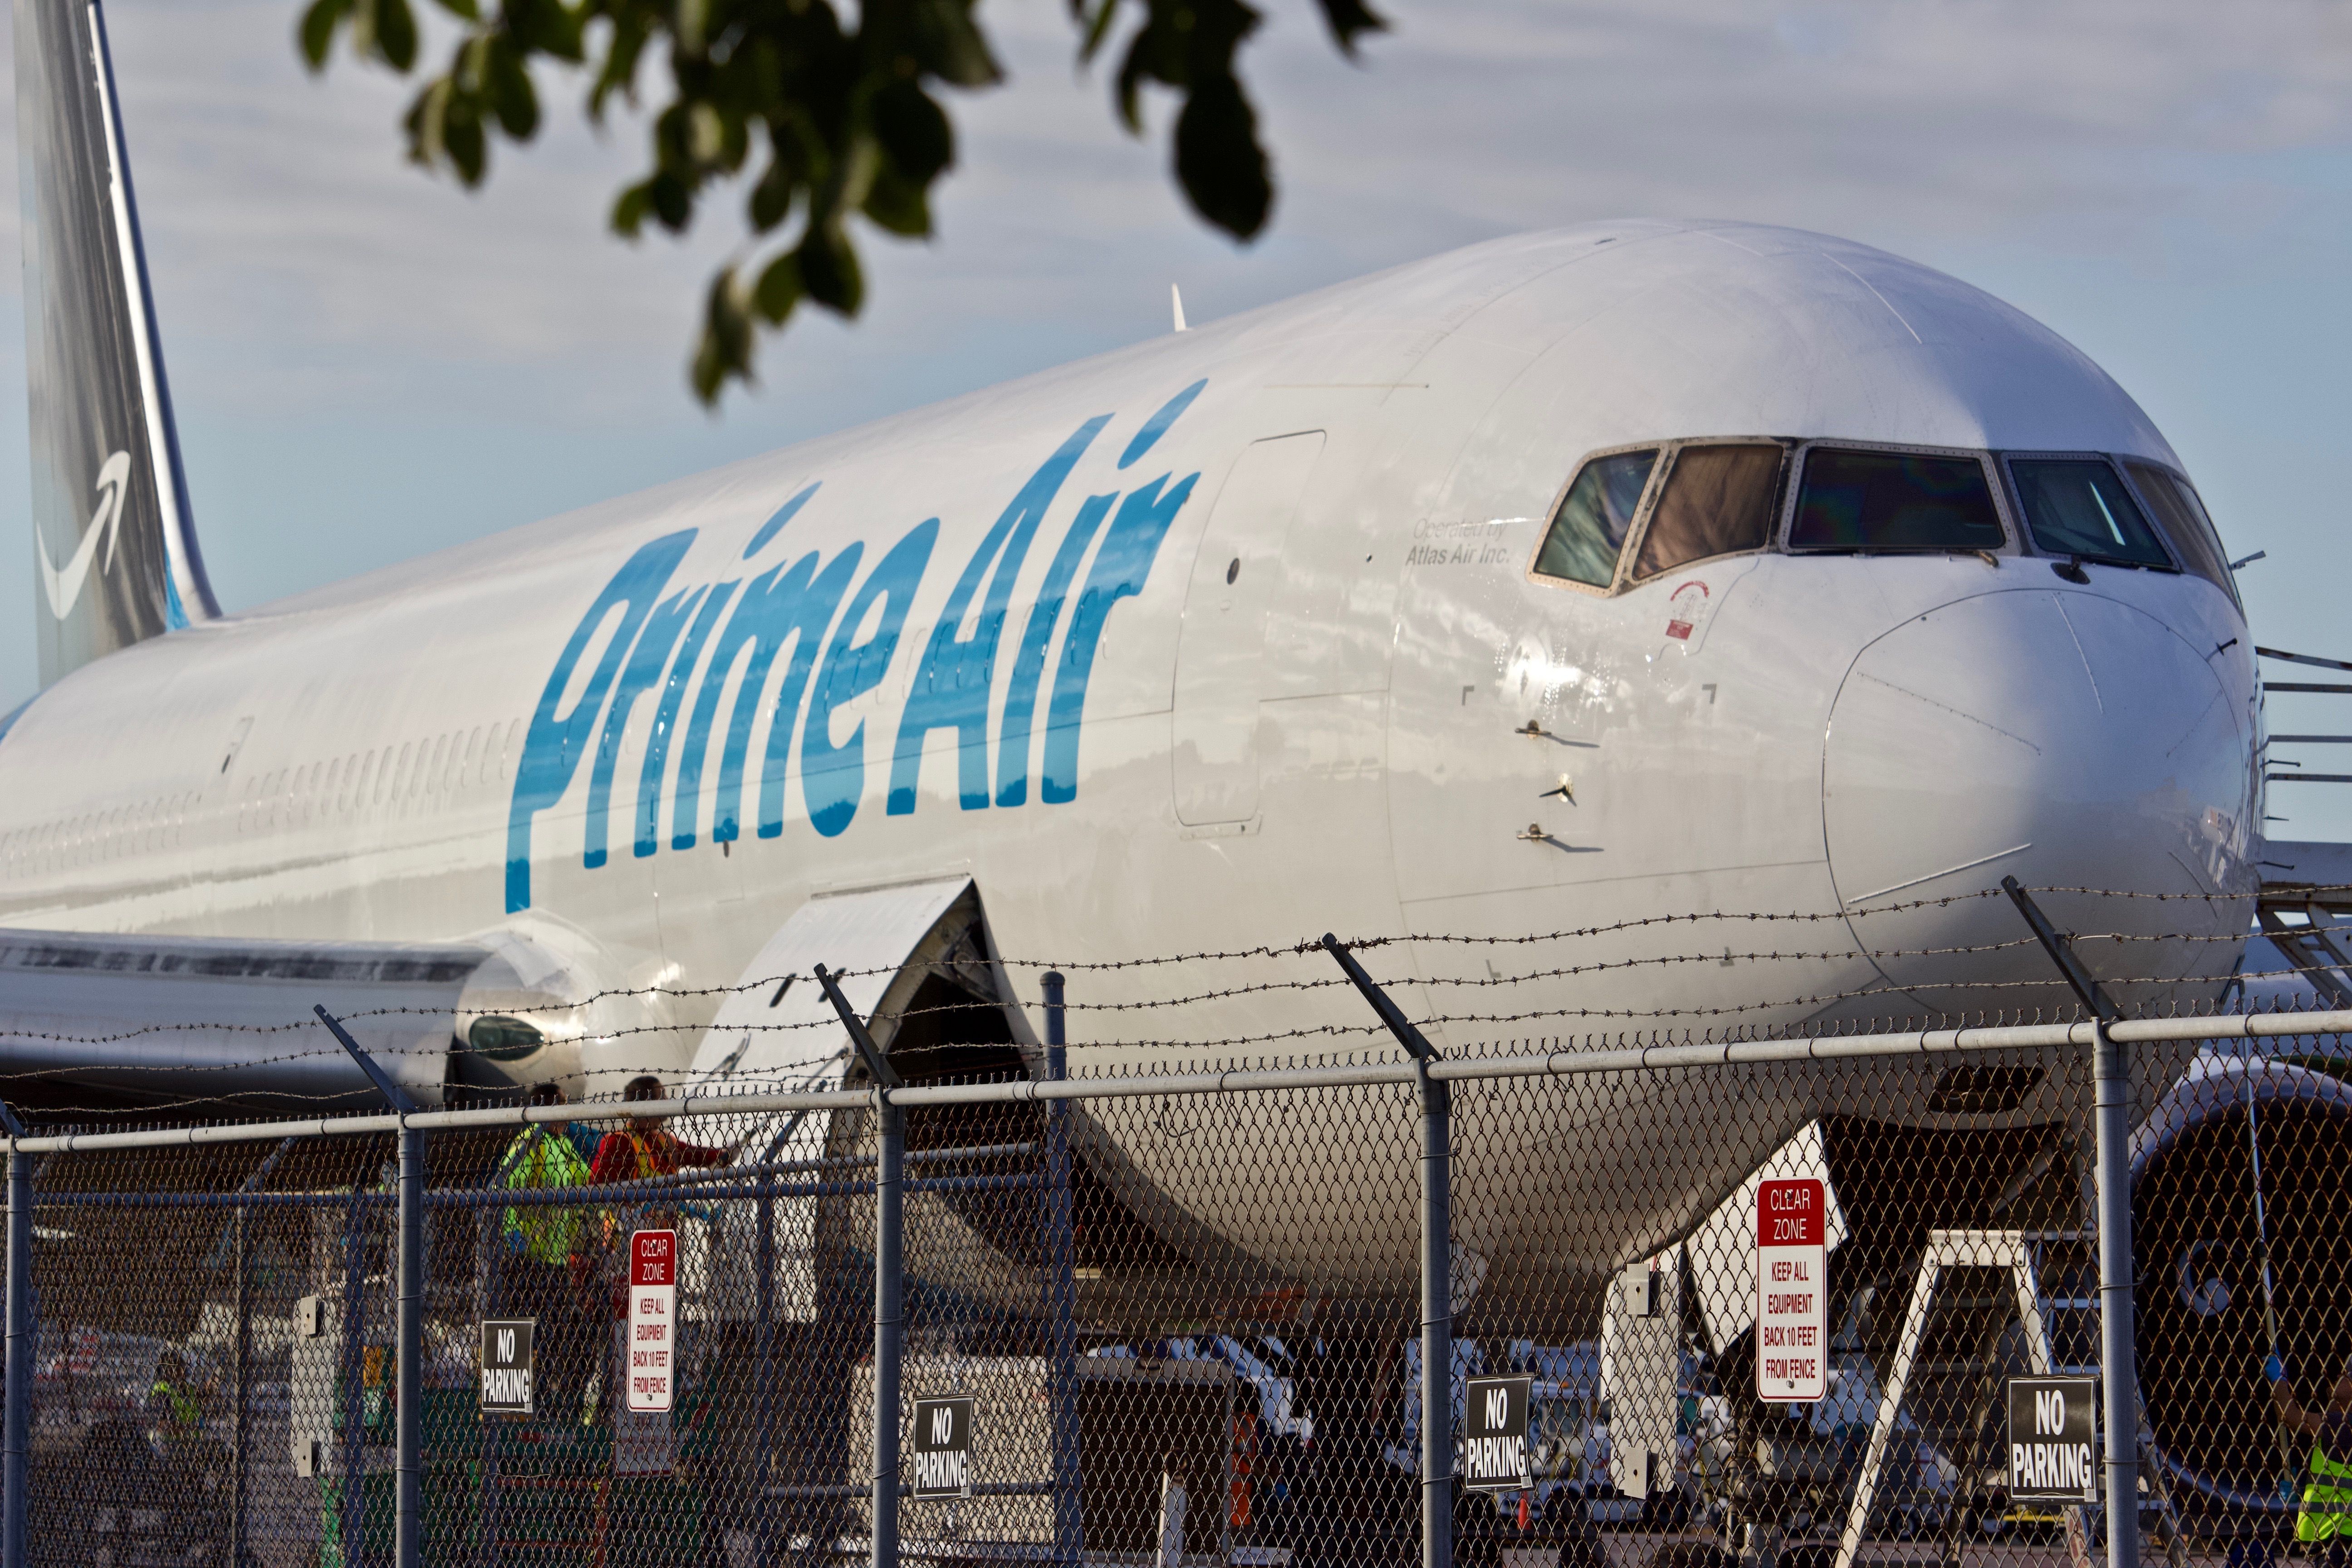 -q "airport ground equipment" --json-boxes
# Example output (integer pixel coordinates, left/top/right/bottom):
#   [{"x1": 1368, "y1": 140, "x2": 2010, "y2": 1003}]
[
  {"x1": 6, "y1": 974, "x2": 2352, "y2": 1568},
  {"x1": 1832, "y1": 1229, "x2": 2092, "y2": 1568}
]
